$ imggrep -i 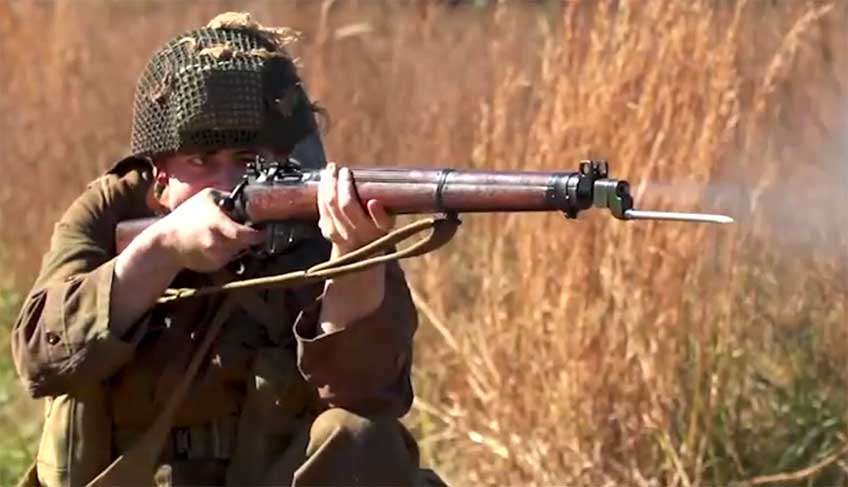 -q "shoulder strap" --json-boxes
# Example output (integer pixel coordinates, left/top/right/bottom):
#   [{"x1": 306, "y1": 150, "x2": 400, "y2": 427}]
[{"x1": 85, "y1": 296, "x2": 238, "y2": 487}]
